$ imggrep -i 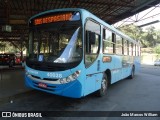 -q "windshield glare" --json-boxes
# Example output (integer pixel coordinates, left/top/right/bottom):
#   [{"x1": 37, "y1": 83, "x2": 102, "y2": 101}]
[{"x1": 29, "y1": 21, "x2": 82, "y2": 64}]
